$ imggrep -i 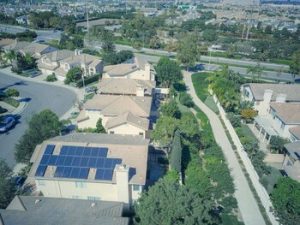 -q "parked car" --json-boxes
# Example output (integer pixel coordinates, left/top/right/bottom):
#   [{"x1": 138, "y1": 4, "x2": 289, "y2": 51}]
[{"x1": 0, "y1": 116, "x2": 16, "y2": 133}]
